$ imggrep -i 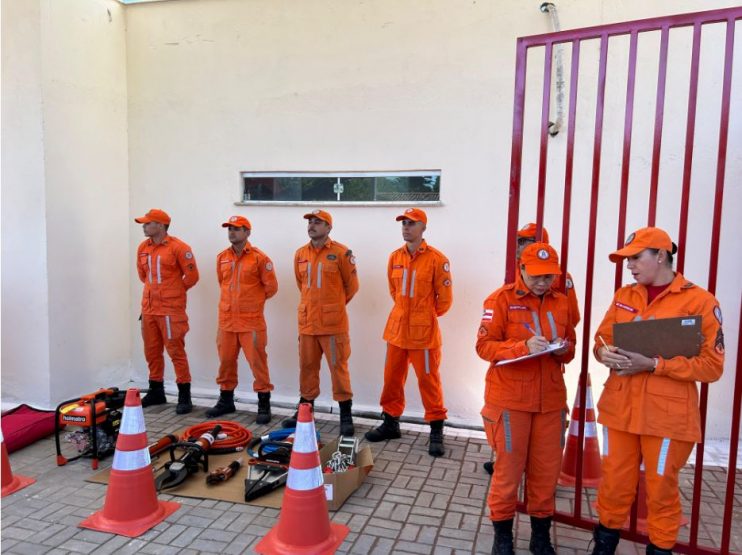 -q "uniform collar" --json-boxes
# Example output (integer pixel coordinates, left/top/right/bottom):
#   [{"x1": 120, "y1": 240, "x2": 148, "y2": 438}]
[
  {"x1": 148, "y1": 233, "x2": 170, "y2": 246},
  {"x1": 513, "y1": 271, "x2": 555, "y2": 299},
  {"x1": 309, "y1": 237, "x2": 333, "y2": 251},
  {"x1": 403, "y1": 239, "x2": 428, "y2": 258},
  {"x1": 232, "y1": 241, "x2": 252, "y2": 256}
]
